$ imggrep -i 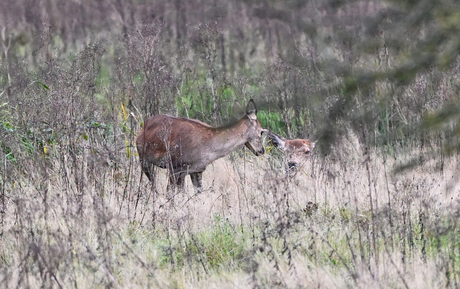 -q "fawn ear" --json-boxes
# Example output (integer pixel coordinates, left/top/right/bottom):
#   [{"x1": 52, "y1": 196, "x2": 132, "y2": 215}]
[
  {"x1": 246, "y1": 99, "x2": 257, "y2": 120},
  {"x1": 268, "y1": 132, "x2": 286, "y2": 149}
]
